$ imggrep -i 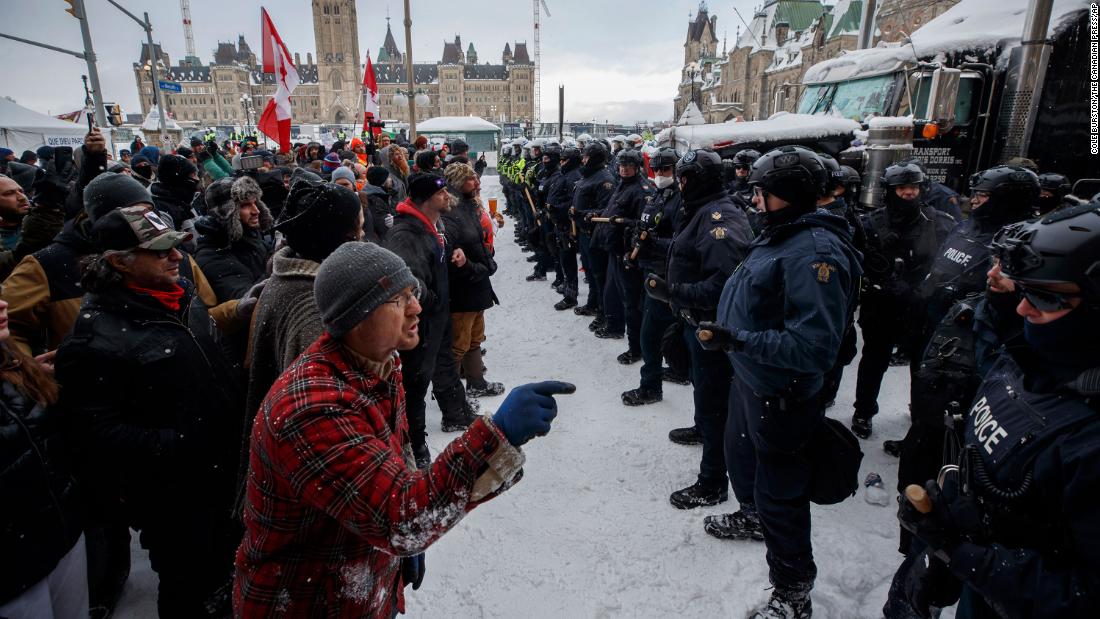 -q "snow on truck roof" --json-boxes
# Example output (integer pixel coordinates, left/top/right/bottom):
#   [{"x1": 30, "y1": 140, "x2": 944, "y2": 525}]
[
  {"x1": 656, "y1": 112, "x2": 861, "y2": 151},
  {"x1": 802, "y1": 0, "x2": 1090, "y2": 84}
]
